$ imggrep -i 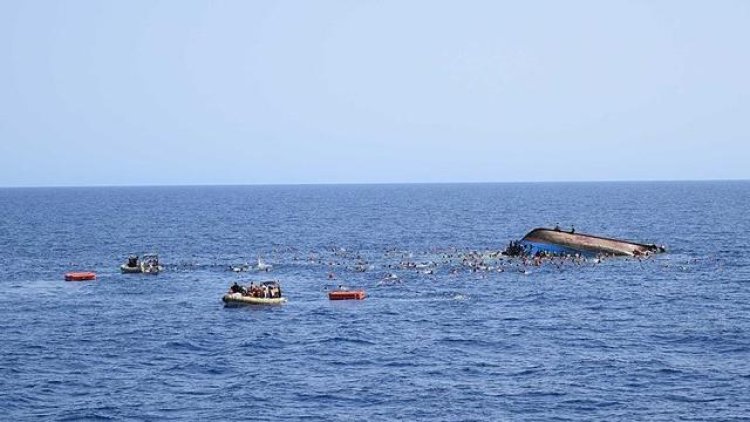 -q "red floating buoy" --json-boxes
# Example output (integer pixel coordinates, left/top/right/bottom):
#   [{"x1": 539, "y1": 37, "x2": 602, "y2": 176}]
[{"x1": 64, "y1": 271, "x2": 97, "y2": 281}]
